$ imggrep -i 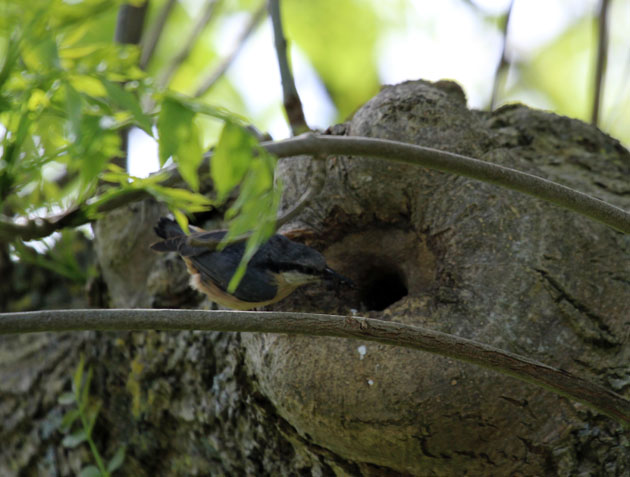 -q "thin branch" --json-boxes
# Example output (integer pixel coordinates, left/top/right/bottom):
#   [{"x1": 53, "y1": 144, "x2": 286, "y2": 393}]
[
  {"x1": 489, "y1": 0, "x2": 514, "y2": 111},
  {"x1": 157, "y1": 0, "x2": 220, "y2": 89},
  {"x1": 264, "y1": 134, "x2": 630, "y2": 234},
  {"x1": 114, "y1": 1, "x2": 149, "y2": 45},
  {"x1": 268, "y1": 0, "x2": 309, "y2": 135},
  {"x1": 2, "y1": 133, "x2": 630, "y2": 242},
  {"x1": 194, "y1": 2, "x2": 266, "y2": 97},
  {"x1": 140, "y1": 0, "x2": 178, "y2": 70},
  {"x1": 0, "y1": 309, "x2": 628, "y2": 425},
  {"x1": 591, "y1": 0, "x2": 610, "y2": 126}
]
